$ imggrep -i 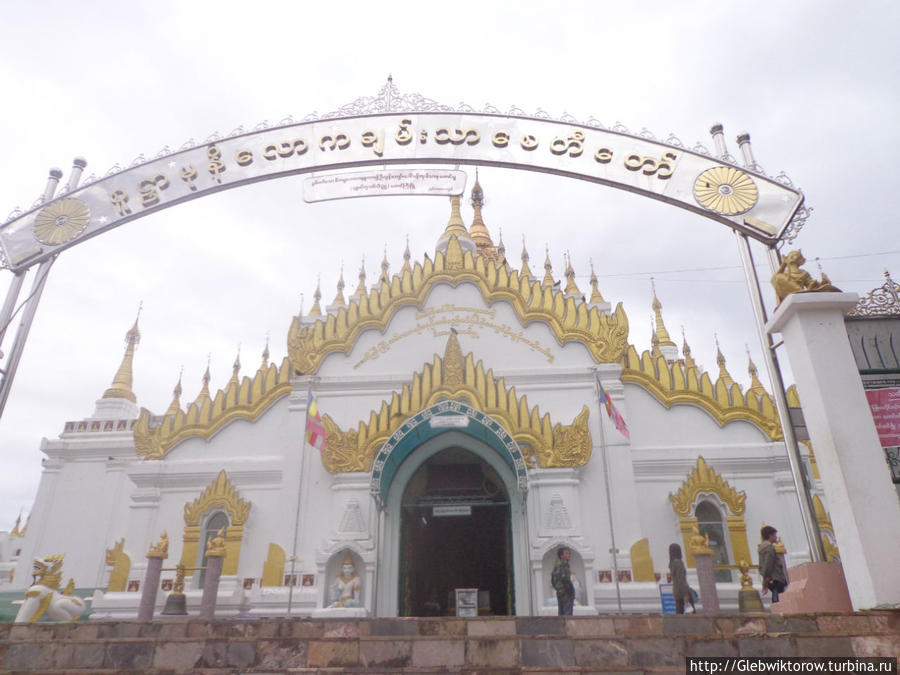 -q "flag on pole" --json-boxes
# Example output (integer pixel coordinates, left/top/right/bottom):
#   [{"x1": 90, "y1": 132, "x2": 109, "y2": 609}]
[
  {"x1": 596, "y1": 376, "x2": 630, "y2": 439},
  {"x1": 305, "y1": 389, "x2": 326, "y2": 451}
]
